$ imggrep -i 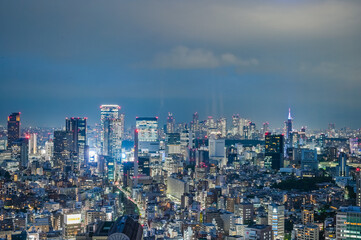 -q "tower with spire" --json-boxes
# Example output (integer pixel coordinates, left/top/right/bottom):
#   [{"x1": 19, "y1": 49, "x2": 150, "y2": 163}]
[{"x1": 286, "y1": 108, "x2": 293, "y2": 140}]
